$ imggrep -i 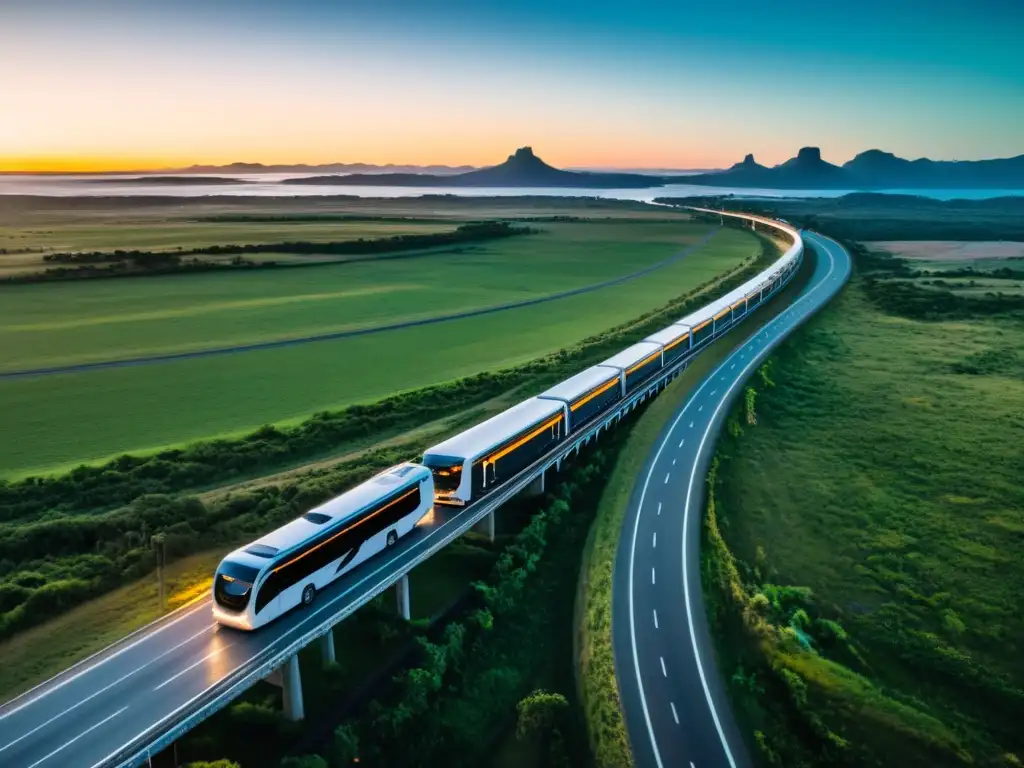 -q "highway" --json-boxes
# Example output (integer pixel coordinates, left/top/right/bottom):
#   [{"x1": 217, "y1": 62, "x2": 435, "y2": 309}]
[
  {"x1": 612, "y1": 232, "x2": 852, "y2": 768},
  {"x1": 0, "y1": 211, "x2": 809, "y2": 768}
]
